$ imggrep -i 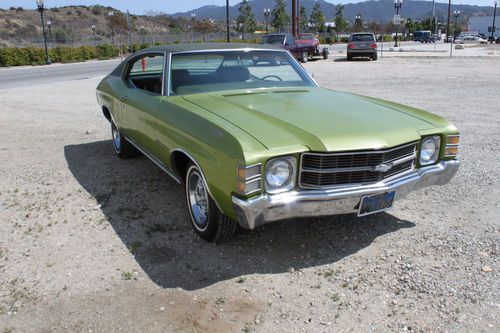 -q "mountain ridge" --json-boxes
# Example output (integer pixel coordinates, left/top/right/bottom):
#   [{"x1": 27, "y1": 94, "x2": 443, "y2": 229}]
[{"x1": 170, "y1": 0, "x2": 495, "y2": 23}]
